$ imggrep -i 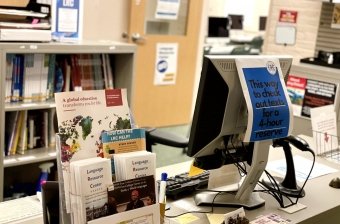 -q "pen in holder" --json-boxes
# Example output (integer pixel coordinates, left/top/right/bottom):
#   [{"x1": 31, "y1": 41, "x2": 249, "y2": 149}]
[{"x1": 159, "y1": 172, "x2": 168, "y2": 223}]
